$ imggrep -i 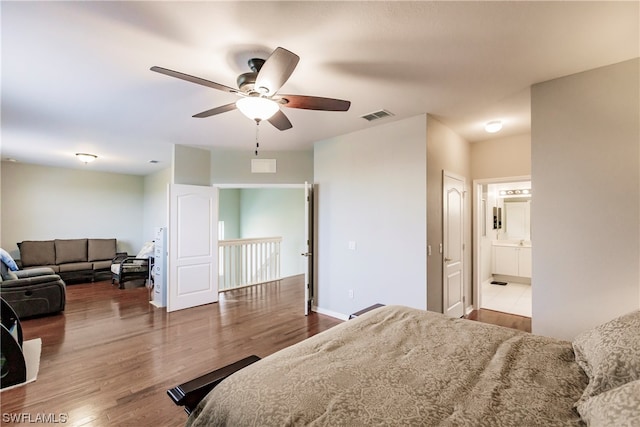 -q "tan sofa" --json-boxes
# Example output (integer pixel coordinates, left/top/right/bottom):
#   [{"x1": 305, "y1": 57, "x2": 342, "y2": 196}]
[{"x1": 17, "y1": 238, "x2": 118, "y2": 283}]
